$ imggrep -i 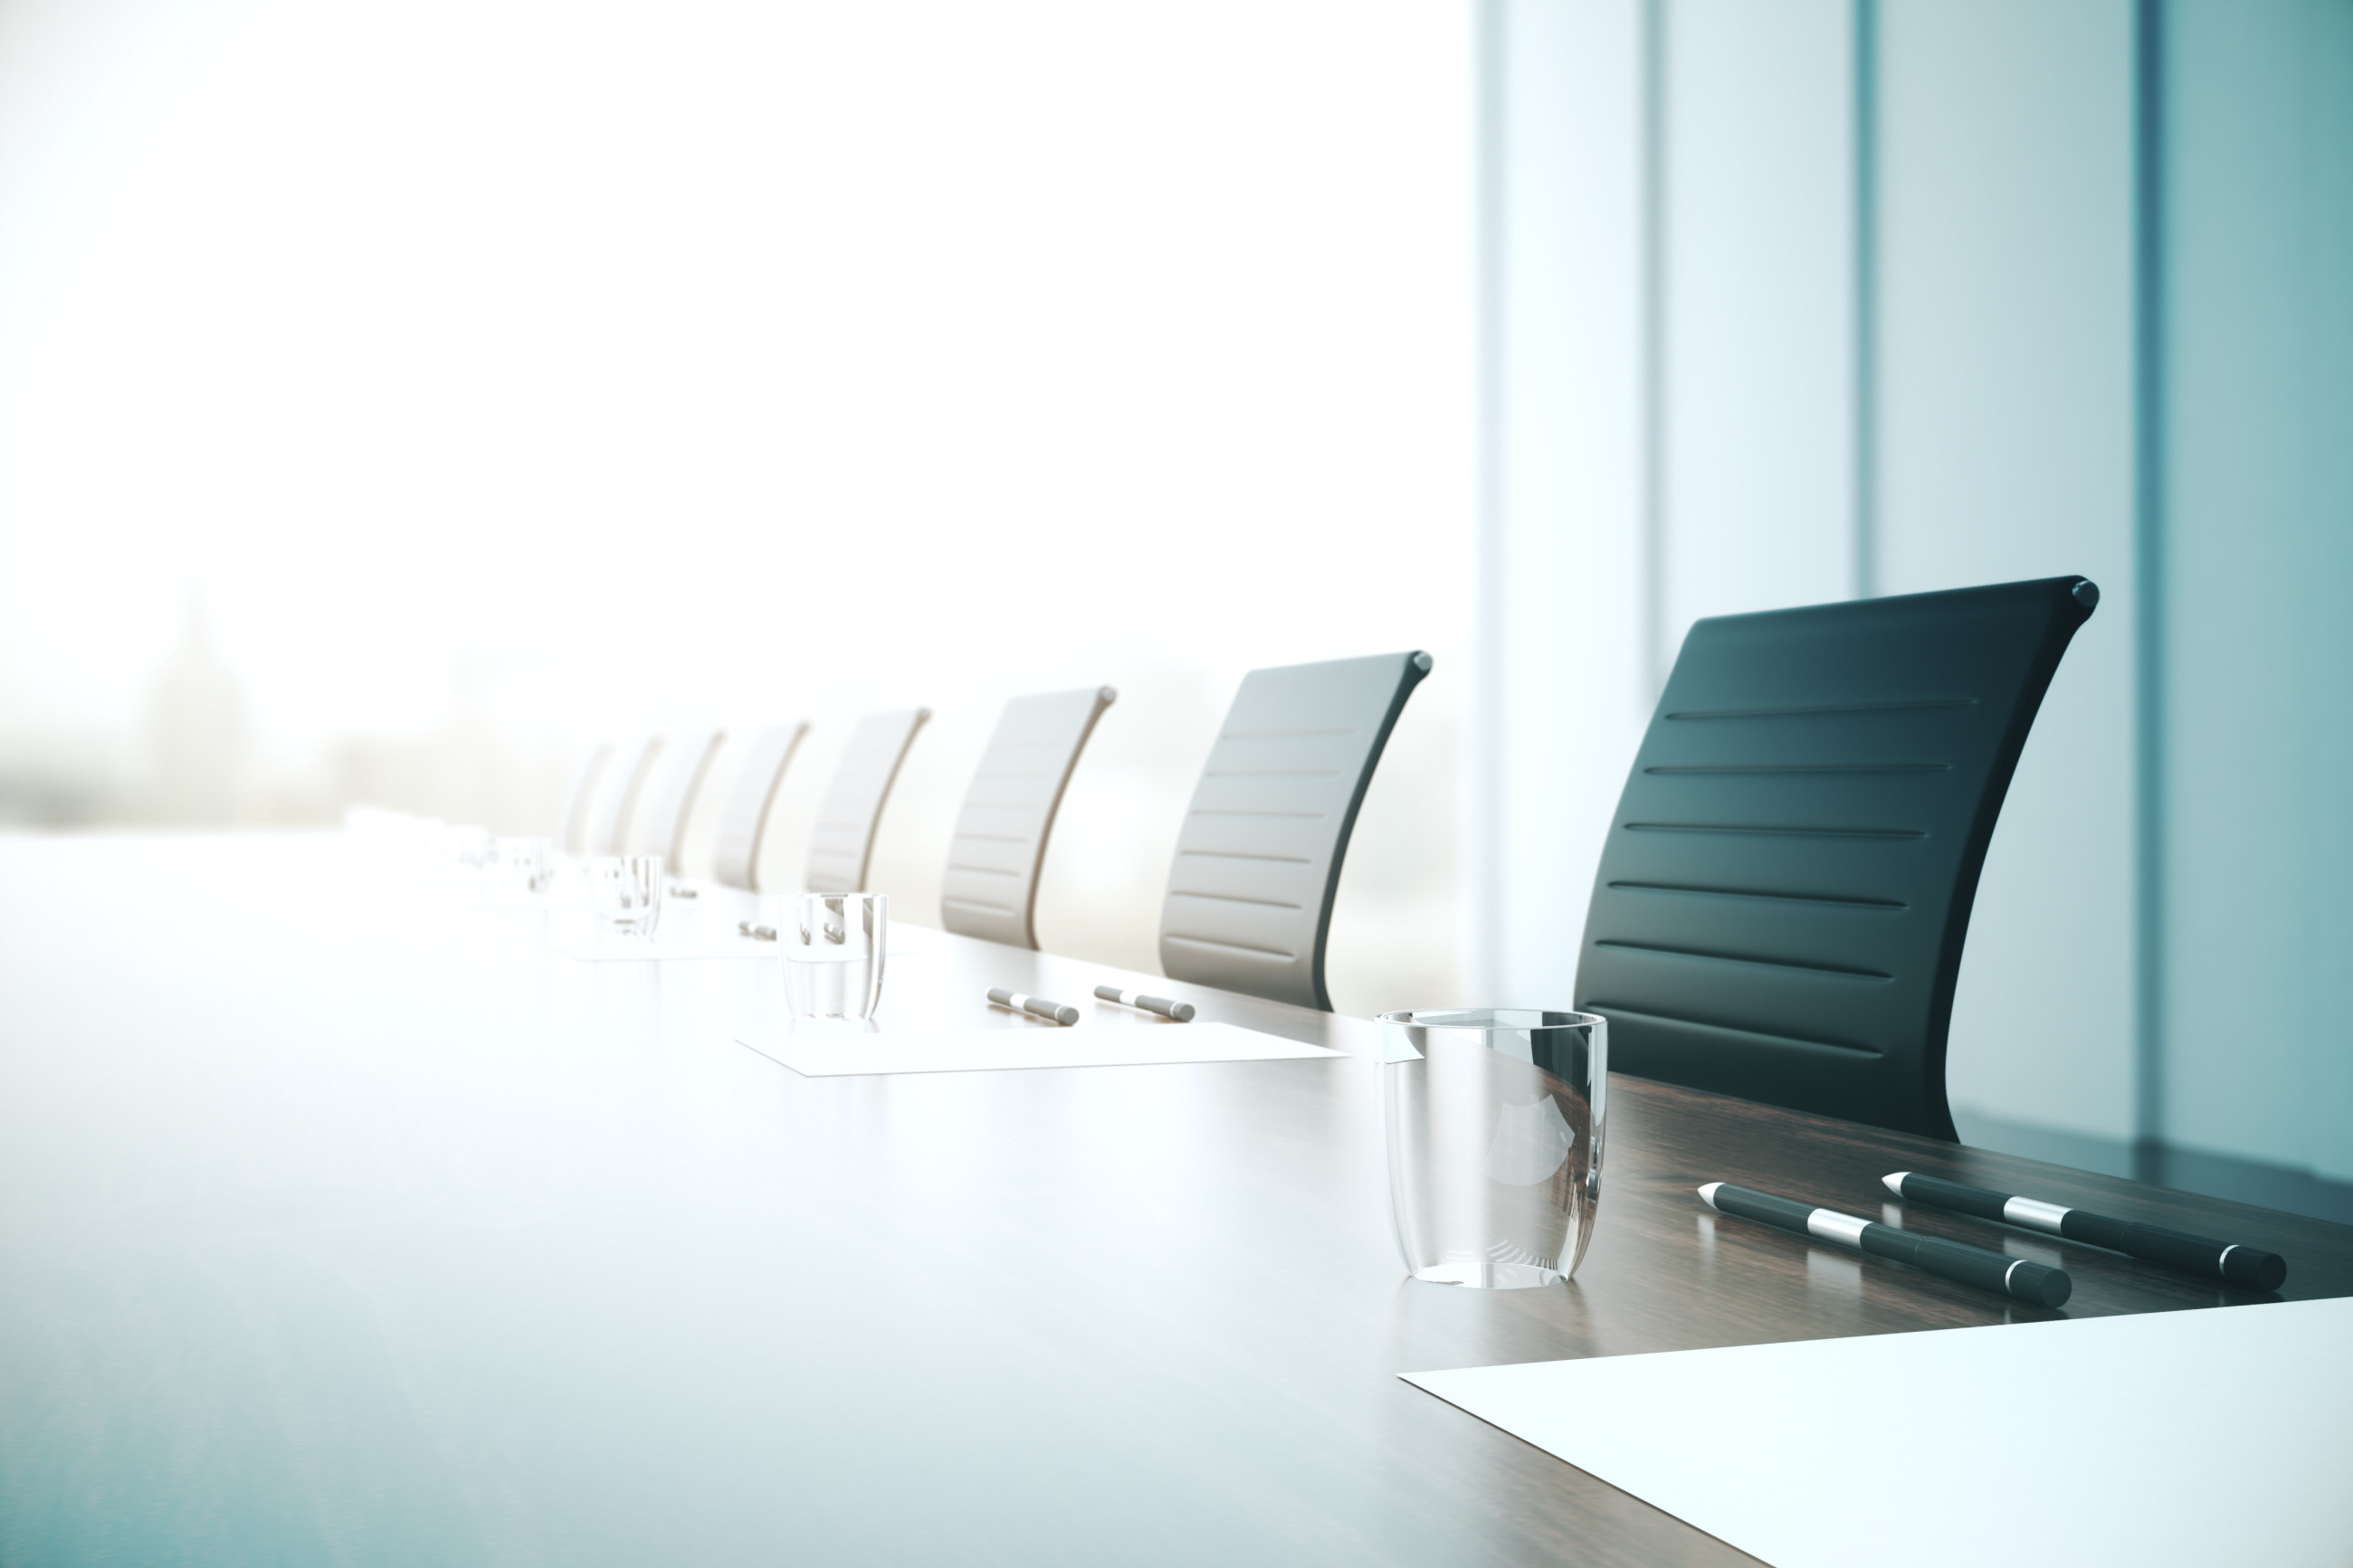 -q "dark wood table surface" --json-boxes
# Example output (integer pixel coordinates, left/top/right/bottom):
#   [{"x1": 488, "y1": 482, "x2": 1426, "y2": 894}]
[{"x1": 4, "y1": 834, "x2": 2347, "y2": 1566}]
